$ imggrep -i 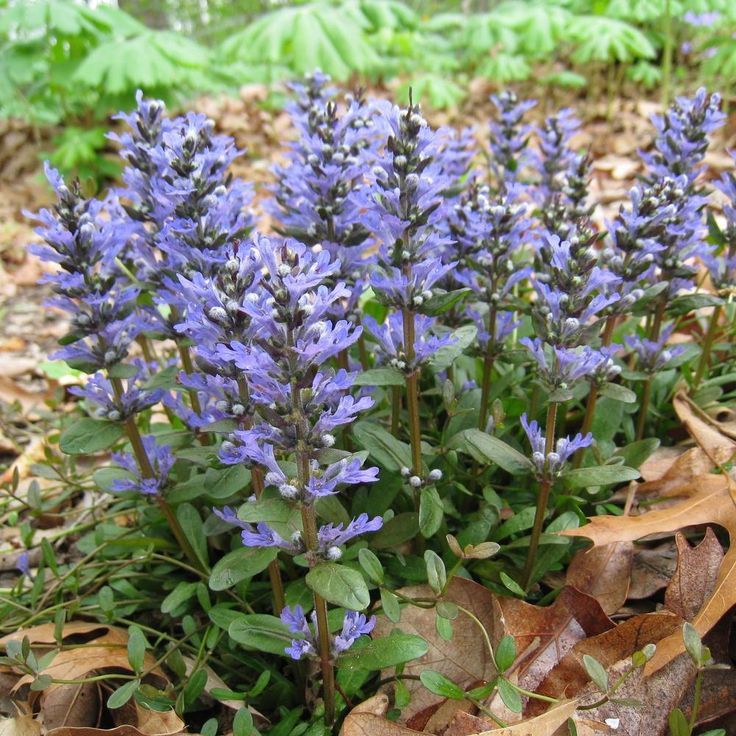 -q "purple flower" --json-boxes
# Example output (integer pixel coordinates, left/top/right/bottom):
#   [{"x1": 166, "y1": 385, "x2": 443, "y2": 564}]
[
  {"x1": 281, "y1": 605, "x2": 318, "y2": 660},
  {"x1": 625, "y1": 325, "x2": 688, "y2": 373},
  {"x1": 365, "y1": 101, "x2": 459, "y2": 312},
  {"x1": 531, "y1": 110, "x2": 592, "y2": 236},
  {"x1": 268, "y1": 74, "x2": 380, "y2": 314},
  {"x1": 16, "y1": 551, "x2": 30, "y2": 577},
  {"x1": 210, "y1": 238, "x2": 379, "y2": 509},
  {"x1": 332, "y1": 611, "x2": 376, "y2": 654},
  {"x1": 27, "y1": 165, "x2": 139, "y2": 370},
  {"x1": 530, "y1": 234, "x2": 620, "y2": 348},
  {"x1": 70, "y1": 364, "x2": 165, "y2": 421},
  {"x1": 363, "y1": 313, "x2": 456, "y2": 371},
  {"x1": 489, "y1": 91, "x2": 536, "y2": 182},
  {"x1": 521, "y1": 413, "x2": 593, "y2": 478},
  {"x1": 708, "y1": 154, "x2": 736, "y2": 290},
  {"x1": 317, "y1": 514, "x2": 383, "y2": 558},
  {"x1": 280, "y1": 605, "x2": 375, "y2": 660},
  {"x1": 683, "y1": 11, "x2": 720, "y2": 27},
  {"x1": 521, "y1": 338, "x2": 607, "y2": 391},
  {"x1": 110, "y1": 437, "x2": 174, "y2": 496},
  {"x1": 643, "y1": 88, "x2": 725, "y2": 186}
]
